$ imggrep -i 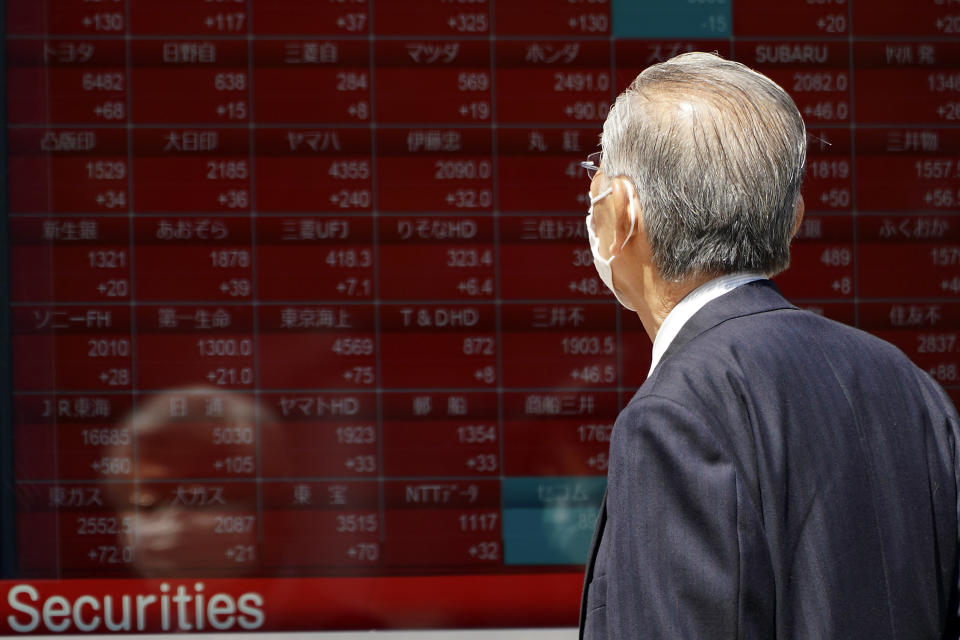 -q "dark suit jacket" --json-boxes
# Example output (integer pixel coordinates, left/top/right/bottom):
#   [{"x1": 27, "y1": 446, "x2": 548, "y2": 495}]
[{"x1": 580, "y1": 280, "x2": 960, "y2": 639}]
